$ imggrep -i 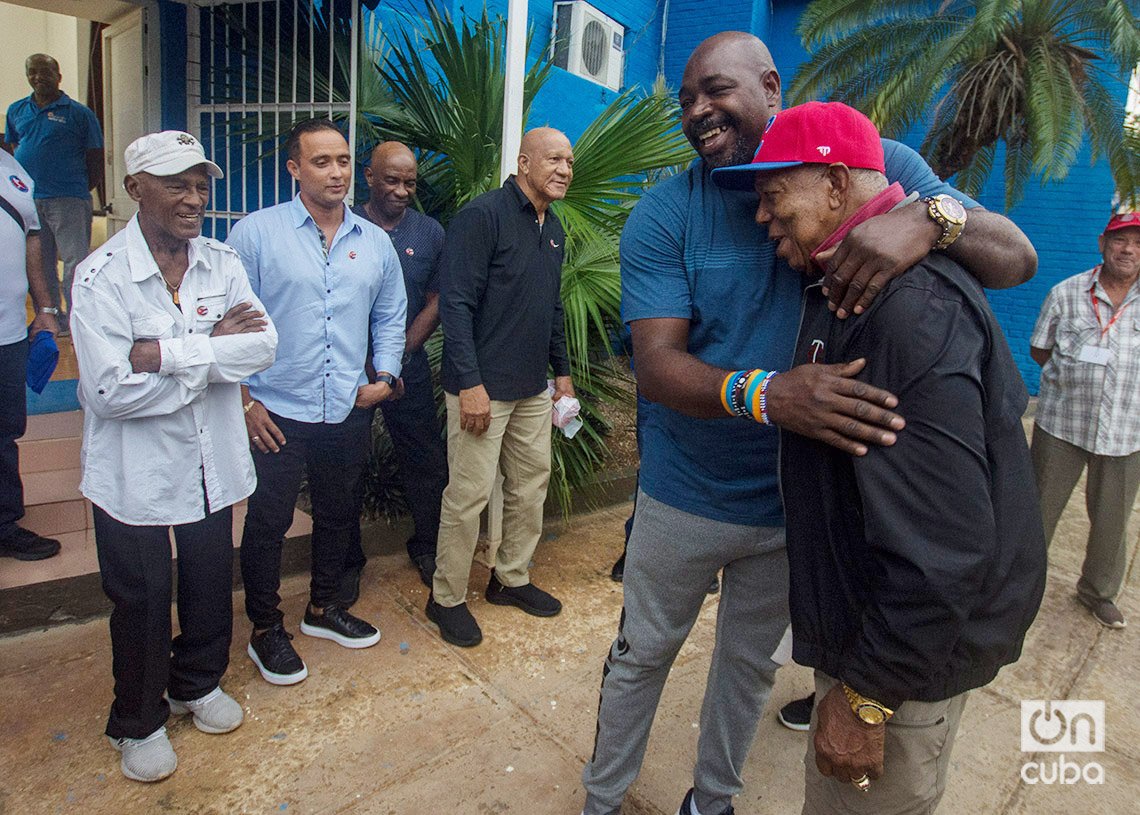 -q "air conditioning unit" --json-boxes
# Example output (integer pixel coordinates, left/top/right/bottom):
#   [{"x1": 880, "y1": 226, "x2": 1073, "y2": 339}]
[{"x1": 550, "y1": 1, "x2": 625, "y2": 92}]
